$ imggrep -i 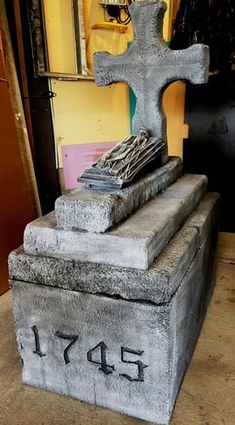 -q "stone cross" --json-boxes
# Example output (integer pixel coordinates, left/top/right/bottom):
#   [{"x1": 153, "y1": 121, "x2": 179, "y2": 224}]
[{"x1": 94, "y1": 0, "x2": 209, "y2": 161}]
